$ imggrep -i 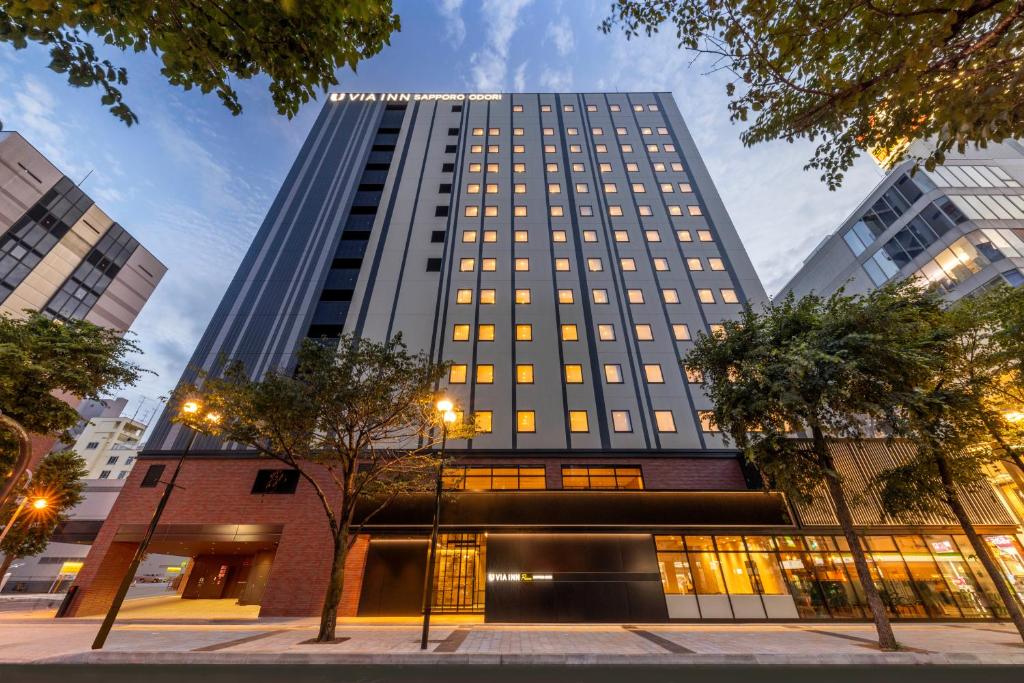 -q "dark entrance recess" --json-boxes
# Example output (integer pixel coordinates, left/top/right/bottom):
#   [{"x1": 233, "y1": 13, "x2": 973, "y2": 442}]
[
  {"x1": 484, "y1": 534, "x2": 668, "y2": 623},
  {"x1": 357, "y1": 538, "x2": 428, "y2": 616}
]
